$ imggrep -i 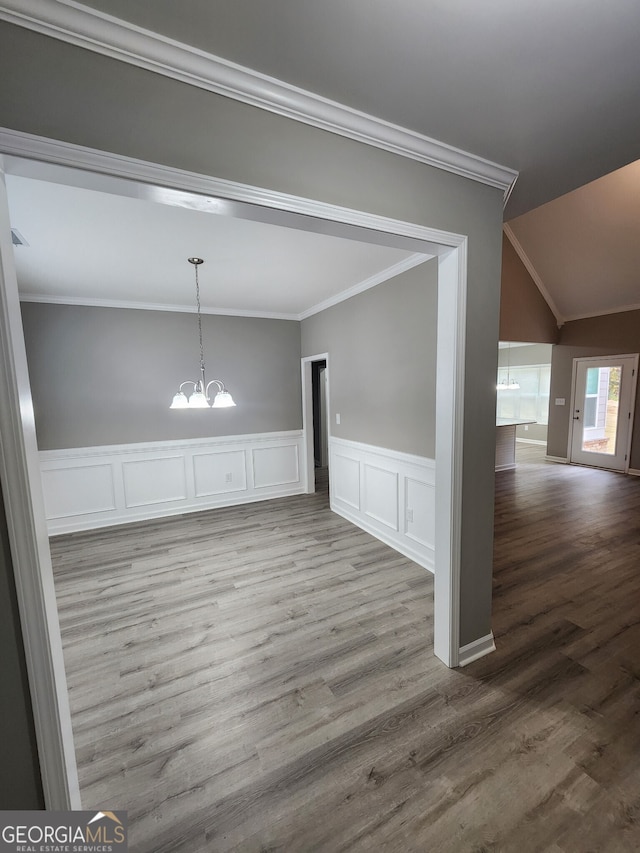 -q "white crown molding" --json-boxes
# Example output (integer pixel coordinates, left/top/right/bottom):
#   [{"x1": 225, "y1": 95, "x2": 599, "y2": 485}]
[
  {"x1": 503, "y1": 223, "x2": 563, "y2": 325},
  {"x1": 561, "y1": 301, "x2": 640, "y2": 324},
  {"x1": 18, "y1": 293, "x2": 299, "y2": 321},
  {"x1": 298, "y1": 252, "x2": 432, "y2": 320},
  {"x1": 0, "y1": 0, "x2": 518, "y2": 197},
  {"x1": 19, "y1": 252, "x2": 434, "y2": 321}
]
